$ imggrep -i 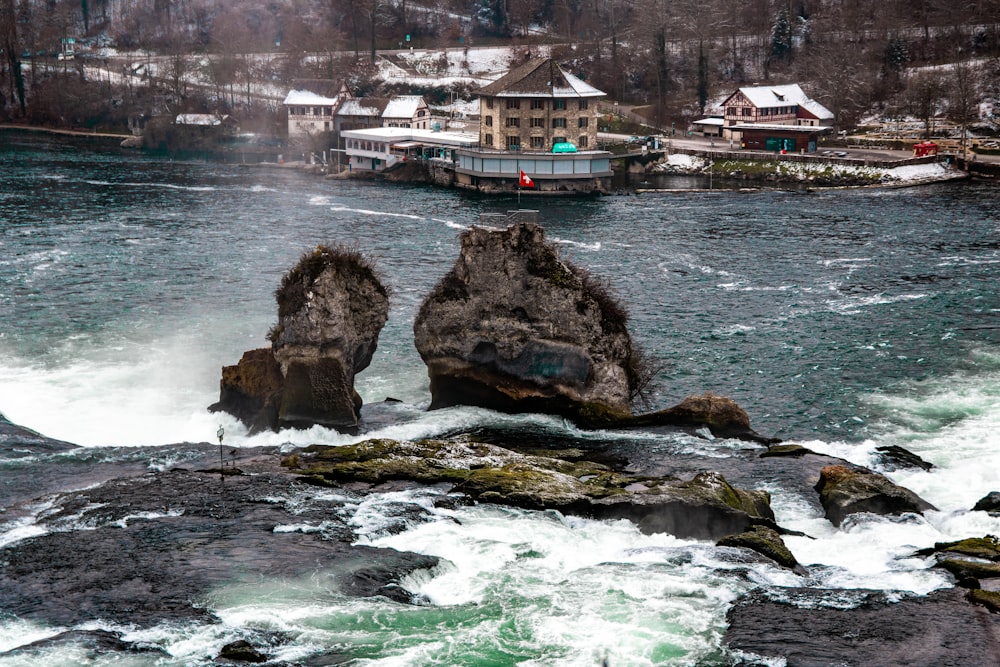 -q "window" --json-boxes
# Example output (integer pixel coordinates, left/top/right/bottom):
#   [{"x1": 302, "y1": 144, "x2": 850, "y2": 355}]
[
  {"x1": 507, "y1": 135, "x2": 519, "y2": 149},
  {"x1": 485, "y1": 134, "x2": 493, "y2": 146},
  {"x1": 506, "y1": 117, "x2": 520, "y2": 127},
  {"x1": 579, "y1": 99, "x2": 588, "y2": 110},
  {"x1": 552, "y1": 118, "x2": 567, "y2": 129},
  {"x1": 530, "y1": 136, "x2": 544, "y2": 148},
  {"x1": 742, "y1": 107, "x2": 751, "y2": 116},
  {"x1": 553, "y1": 99, "x2": 566, "y2": 110},
  {"x1": 553, "y1": 136, "x2": 566, "y2": 145},
  {"x1": 506, "y1": 99, "x2": 520, "y2": 109},
  {"x1": 485, "y1": 116, "x2": 493, "y2": 127},
  {"x1": 531, "y1": 99, "x2": 545, "y2": 110},
  {"x1": 530, "y1": 117, "x2": 544, "y2": 128},
  {"x1": 486, "y1": 98, "x2": 494, "y2": 109},
  {"x1": 578, "y1": 135, "x2": 588, "y2": 148},
  {"x1": 578, "y1": 117, "x2": 588, "y2": 128}
]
